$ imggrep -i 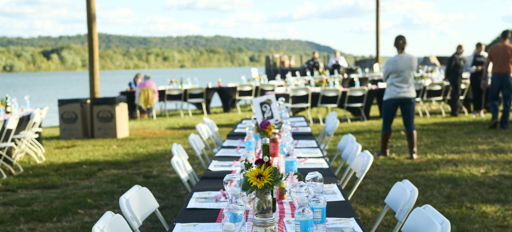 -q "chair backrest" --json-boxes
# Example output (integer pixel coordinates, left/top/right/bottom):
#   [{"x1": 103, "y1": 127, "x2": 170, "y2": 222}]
[
  {"x1": 237, "y1": 84, "x2": 255, "y2": 98},
  {"x1": 119, "y1": 185, "x2": 169, "y2": 231},
  {"x1": 423, "y1": 83, "x2": 446, "y2": 101},
  {"x1": 203, "y1": 117, "x2": 223, "y2": 146},
  {"x1": 325, "y1": 111, "x2": 338, "y2": 125},
  {"x1": 324, "y1": 118, "x2": 339, "y2": 137},
  {"x1": 171, "y1": 143, "x2": 199, "y2": 183},
  {"x1": 420, "y1": 205, "x2": 451, "y2": 232},
  {"x1": 289, "y1": 87, "x2": 311, "y2": 106},
  {"x1": 318, "y1": 87, "x2": 341, "y2": 106},
  {"x1": 337, "y1": 134, "x2": 356, "y2": 155},
  {"x1": 196, "y1": 123, "x2": 215, "y2": 151},
  {"x1": 259, "y1": 84, "x2": 275, "y2": 96},
  {"x1": 165, "y1": 87, "x2": 184, "y2": 102},
  {"x1": 342, "y1": 141, "x2": 361, "y2": 165},
  {"x1": 188, "y1": 133, "x2": 210, "y2": 168},
  {"x1": 386, "y1": 180, "x2": 419, "y2": 221},
  {"x1": 346, "y1": 150, "x2": 374, "y2": 200},
  {"x1": 187, "y1": 87, "x2": 206, "y2": 101},
  {"x1": 0, "y1": 115, "x2": 19, "y2": 143},
  {"x1": 401, "y1": 205, "x2": 447, "y2": 232},
  {"x1": 136, "y1": 88, "x2": 156, "y2": 108},
  {"x1": 92, "y1": 211, "x2": 133, "y2": 232},
  {"x1": 344, "y1": 87, "x2": 368, "y2": 107},
  {"x1": 170, "y1": 156, "x2": 198, "y2": 193}
]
